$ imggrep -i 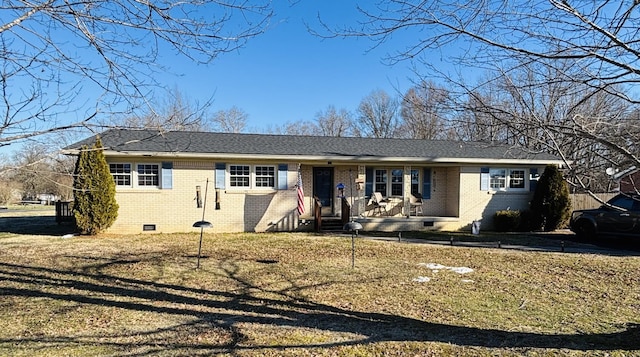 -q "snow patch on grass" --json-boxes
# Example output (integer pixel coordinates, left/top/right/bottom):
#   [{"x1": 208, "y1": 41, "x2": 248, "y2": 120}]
[{"x1": 414, "y1": 263, "x2": 474, "y2": 283}]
